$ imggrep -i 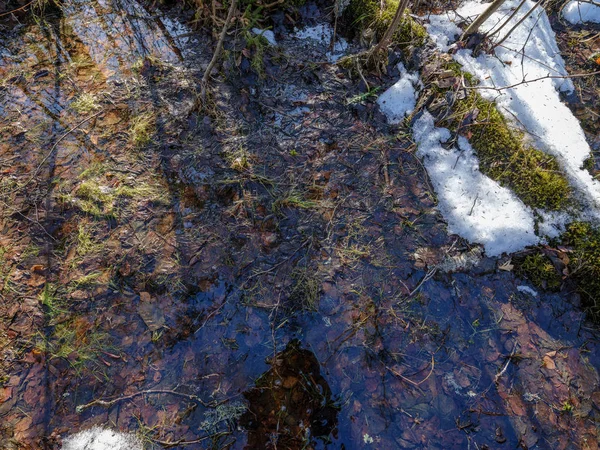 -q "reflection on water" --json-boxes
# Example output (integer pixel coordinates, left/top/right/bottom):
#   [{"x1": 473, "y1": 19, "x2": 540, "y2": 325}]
[{"x1": 241, "y1": 340, "x2": 339, "y2": 449}]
